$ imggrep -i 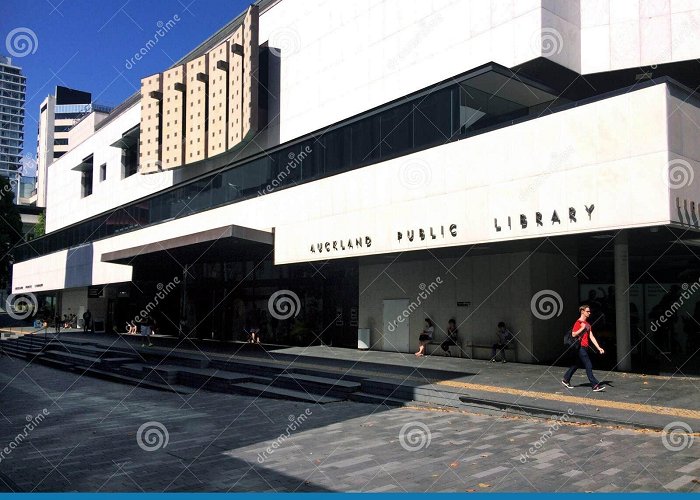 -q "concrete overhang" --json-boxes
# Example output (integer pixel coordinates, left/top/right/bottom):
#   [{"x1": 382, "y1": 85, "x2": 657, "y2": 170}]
[{"x1": 101, "y1": 224, "x2": 273, "y2": 263}]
